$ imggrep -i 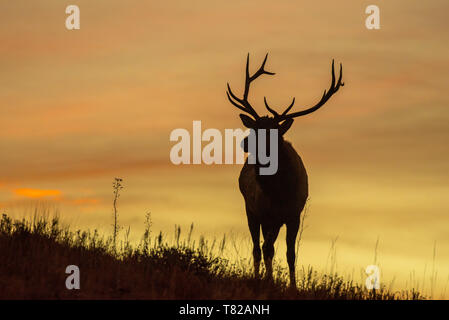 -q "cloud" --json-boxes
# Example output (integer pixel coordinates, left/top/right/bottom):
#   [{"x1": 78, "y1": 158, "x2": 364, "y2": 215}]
[
  {"x1": 67, "y1": 198, "x2": 101, "y2": 206},
  {"x1": 5, "y1": 188, "x2": 102, "y2": 210},
  {"x1": 13, "y1": 188, "x2": 61, "y2": 199}
]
